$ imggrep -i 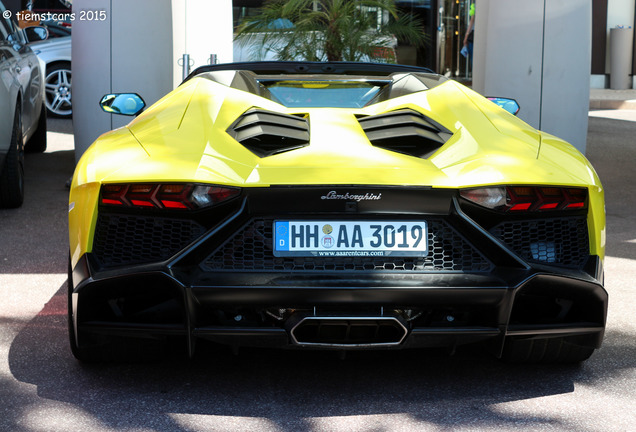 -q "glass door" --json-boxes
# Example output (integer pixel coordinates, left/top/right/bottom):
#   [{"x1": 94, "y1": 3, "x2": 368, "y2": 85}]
[{"x1": 438, "y1": 0, "x2": 473, "y2": 82}]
